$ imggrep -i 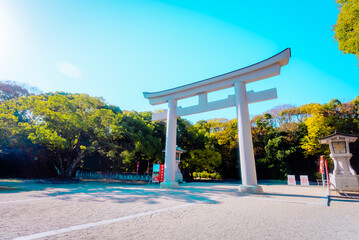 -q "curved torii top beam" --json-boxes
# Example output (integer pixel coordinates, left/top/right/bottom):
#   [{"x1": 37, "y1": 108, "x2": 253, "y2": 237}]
[{"x1": 143, "y1": 48, "x2": 291, "y2": 106}]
